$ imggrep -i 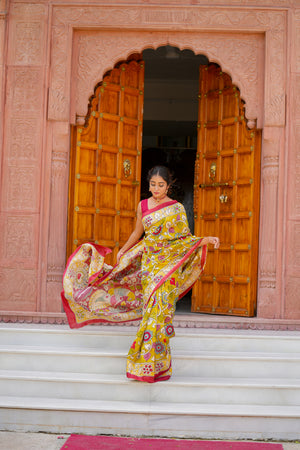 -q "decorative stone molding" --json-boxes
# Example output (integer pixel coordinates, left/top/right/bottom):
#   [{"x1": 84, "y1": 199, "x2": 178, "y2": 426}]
[
  {"x1": 0, "y1": 312, "x2": 68, "y2": 325},
  {"x1": 1, "y1": 312, "x2": 300, "y2": 331},
  {"x1": 7, "y1": 67, "x2": 42, "y2": 115},
  {"x1": 46, "y1": 121, "x2": 70, "y2": 311},
  {"x1": 48, "y1": 5, "x2": 286, "y2": 129},
  {"x1": 258, "y1": 127, "x2": 282, "y2": 290},
  {"x1": 8, "y1": 3, "x2": 47, "y2": 66},
  {"x1": 0, "y1": 268, "x2": 37, "y2": 310},
  {"x1": 51, "y1": 151, "x2": 68, "y2": 181},
  {"x1": 2, "y1": 215, "x2": 37, "y2": 263},
  {"x1": 285, "y1": 276, "x2": 300, "y2": 319},
  {"x1": 47, "y1": 264, "x2": 65, "y2": 283},
  {"x1": 72, "y1": 30, "x2": 263, "y2": 127},
  {"x1": 14, "y1": 22, "x2": 42, "y2": 65},
  {"x1": 9, "y1": 118, "x2": 39, "y2": 162},
  {"x1": 5, "y1": 166, "x2": 39, "y2": 212}
]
